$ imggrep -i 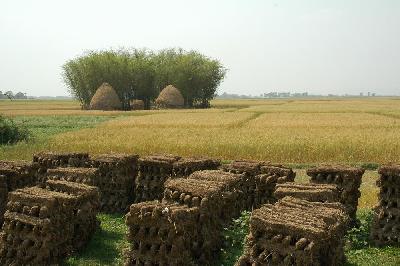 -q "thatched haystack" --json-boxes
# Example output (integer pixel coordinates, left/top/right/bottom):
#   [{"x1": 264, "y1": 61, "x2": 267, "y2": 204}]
[
  {"x1": 89, "y1": 83, "x2": 122, "y2": 110},
  {"x1": 155, "y1": 85, "x2": 184, "y2": 108},
  {"x1": 130, "y1": 99, "x2": 144, "y2": 110}
]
